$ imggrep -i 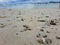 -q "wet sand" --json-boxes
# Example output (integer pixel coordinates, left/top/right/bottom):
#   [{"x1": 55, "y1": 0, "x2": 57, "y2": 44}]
[{"x1": 0, "y1": 8, "x2": 60, "y2": 45}]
